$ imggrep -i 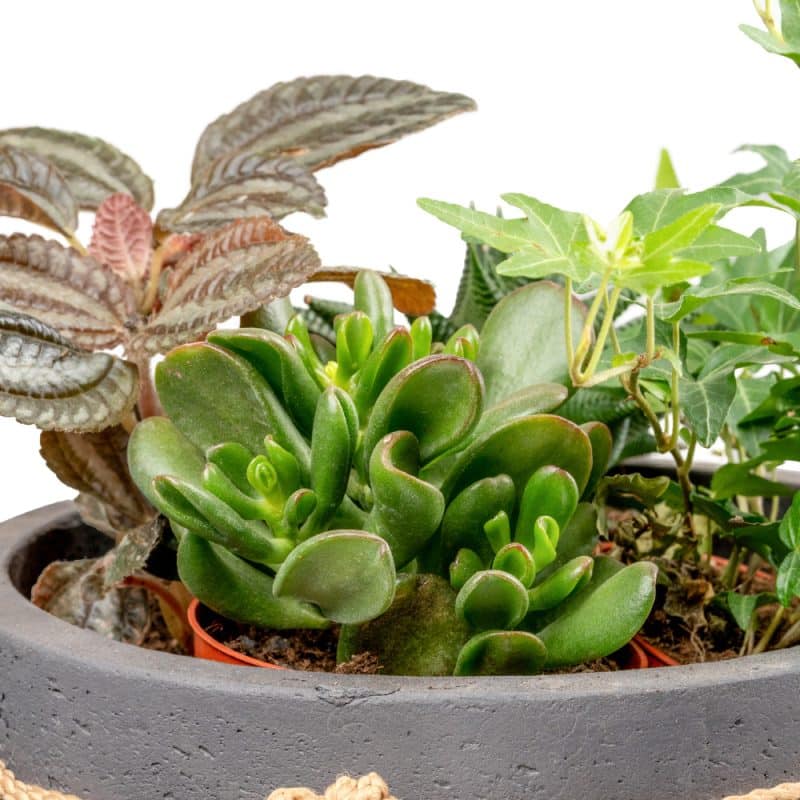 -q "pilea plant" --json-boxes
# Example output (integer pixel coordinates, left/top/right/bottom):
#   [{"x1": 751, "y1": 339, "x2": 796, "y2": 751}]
[
  {"x1": 128, "y1": 271, "x2": 657, "y2": 675},
  {"x1": 0, "y1": 75, "x2": 475, "y2": 635},
  {"x1": 417, "y1": 2, "x2": 800, "y2": 658}
]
